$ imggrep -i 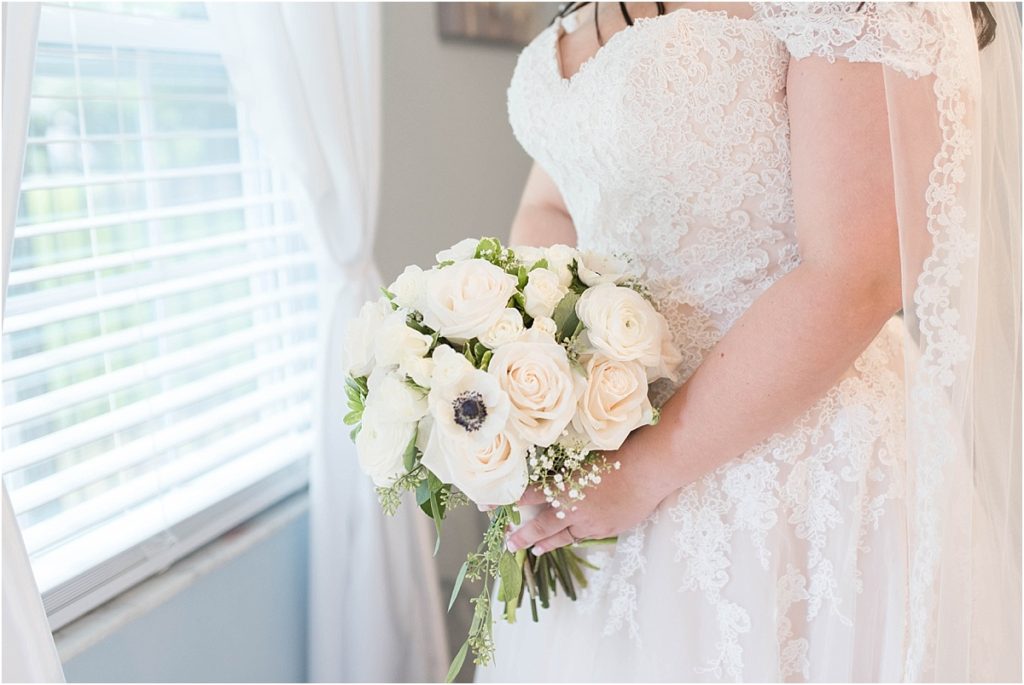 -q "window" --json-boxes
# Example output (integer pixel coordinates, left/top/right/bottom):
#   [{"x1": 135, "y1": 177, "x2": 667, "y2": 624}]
[{"x1": 2, "y1": 2, "x2": 317, "y2": 630}]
